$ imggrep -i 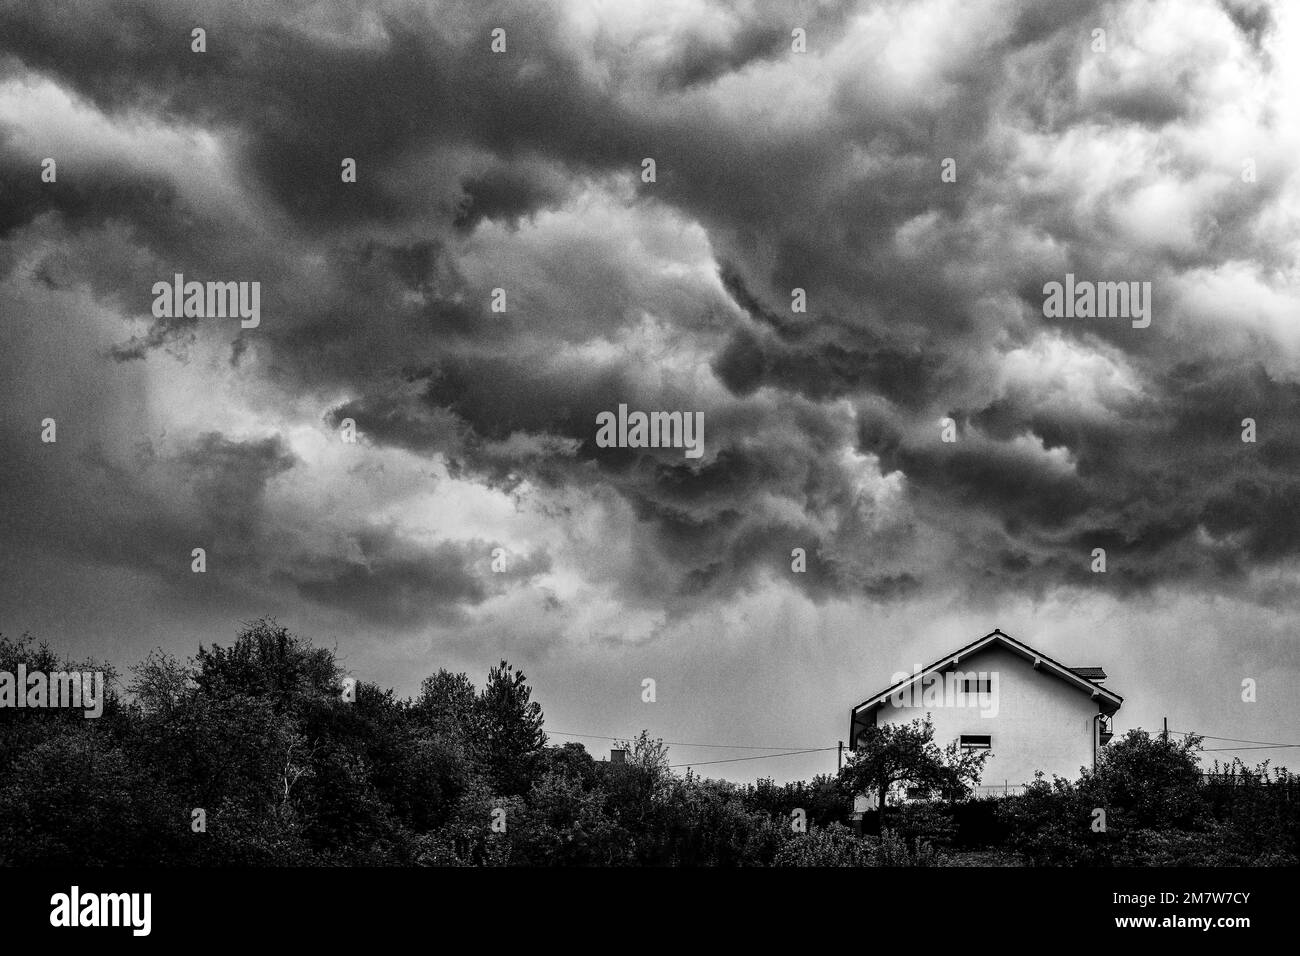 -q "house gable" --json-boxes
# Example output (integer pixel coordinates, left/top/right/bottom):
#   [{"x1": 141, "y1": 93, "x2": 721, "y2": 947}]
[{"x1": 849, "y1": 628, "x2": 1122, "y2": 745}]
